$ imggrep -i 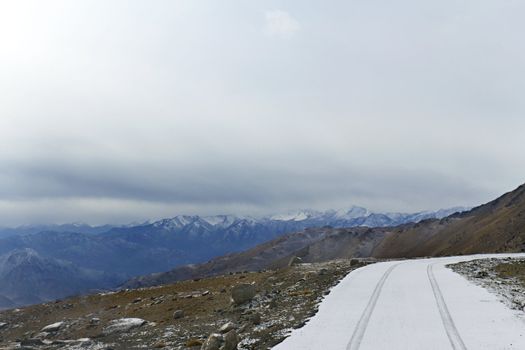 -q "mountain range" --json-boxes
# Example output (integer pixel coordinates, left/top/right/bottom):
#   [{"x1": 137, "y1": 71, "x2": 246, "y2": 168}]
[
  {"x1": 124, "y1": 184, "x2": 525, "y2": 289},
  {"x1": 0, "y1": 206, "x2": 465, "y2": 309}
]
